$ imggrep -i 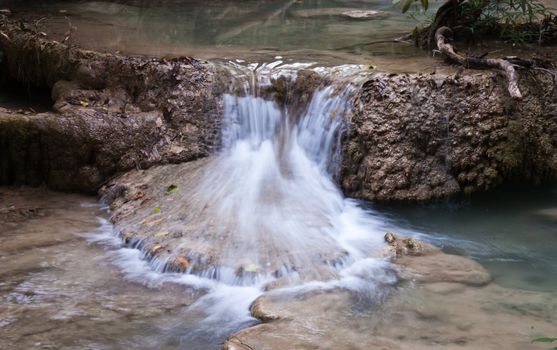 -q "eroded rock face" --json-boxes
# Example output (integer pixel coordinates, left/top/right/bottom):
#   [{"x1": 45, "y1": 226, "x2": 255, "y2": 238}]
[
  {"x1": 342, "y1": 72, "x2": 557, "y2": 201},
  {"x1": 2, "y1": 16, "x2": 557, "y2": 200},
  {"x1": 0, "y1": 15, "x2": 223, "y2": 192}
]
